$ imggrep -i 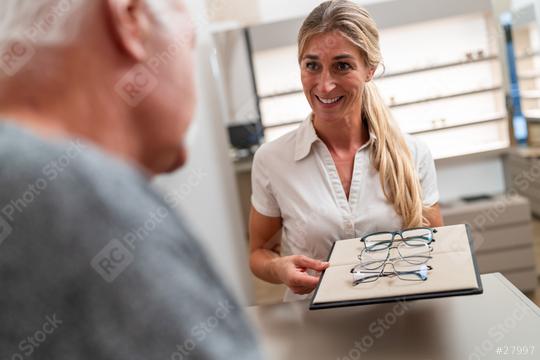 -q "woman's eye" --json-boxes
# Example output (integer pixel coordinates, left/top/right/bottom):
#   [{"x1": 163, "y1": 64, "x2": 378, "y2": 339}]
[
  {"x1": 305, "y1": 62, "x2": 319, "y2": 71},
  {"x1": 336, "y1": 62, "x2": 351, "y2": 72}
]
